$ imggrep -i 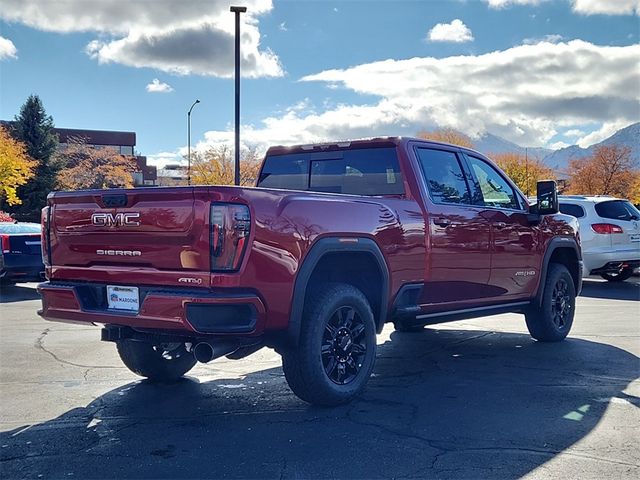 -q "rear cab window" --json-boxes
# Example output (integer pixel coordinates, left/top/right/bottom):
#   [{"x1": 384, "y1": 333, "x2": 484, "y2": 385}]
[
  {"x1": 594, "y1": 200, "x2": 640, "y2": 221},
  {"x1": 257, "y1": 147, "x2": 404, "y2": 196}
]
